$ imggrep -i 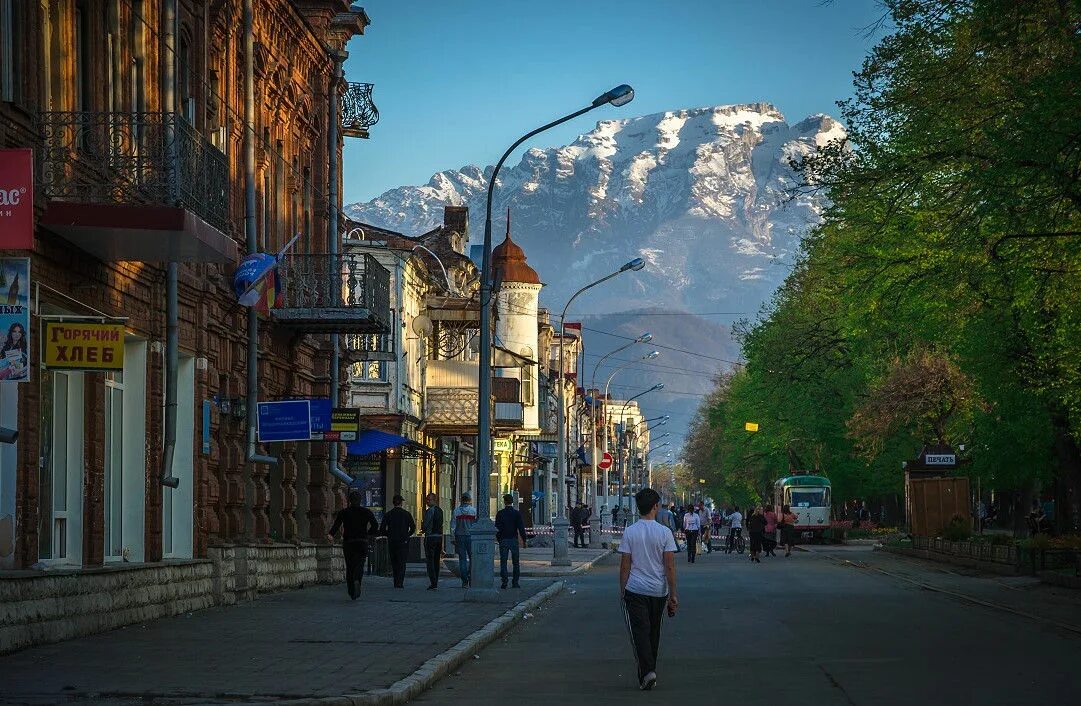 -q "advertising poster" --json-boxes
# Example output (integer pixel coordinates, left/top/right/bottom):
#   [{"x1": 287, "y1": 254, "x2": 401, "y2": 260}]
[
  {"x1": 0, "y1": 258, "x2": 30, "y2": 382},
  {"x1": 346, "y1": 458, "x2": 385, "y2": 522}
]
